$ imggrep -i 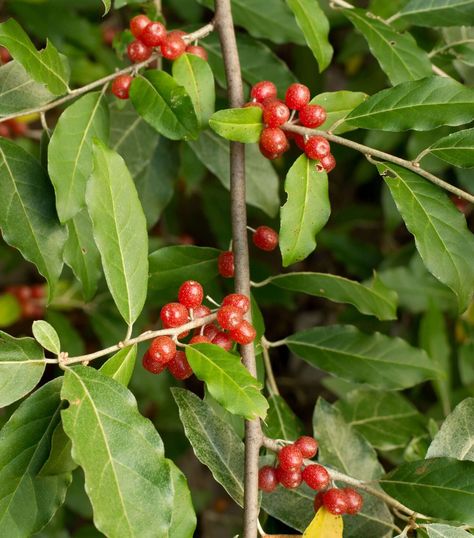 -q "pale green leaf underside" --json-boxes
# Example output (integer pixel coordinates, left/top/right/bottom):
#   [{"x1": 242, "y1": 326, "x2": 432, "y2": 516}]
[
  {"x1": 426, "y1": 127, "x2": 474, "y2": 168},
  {"x1": 99, "y1": 344, "x2": 137, "y2": 387},
  {"x1": 32, "y1": 320, "x2": 61, "y2": 355},
  {"x1": 398, "y1": 0, "x2": 474, "y2": 27}
]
